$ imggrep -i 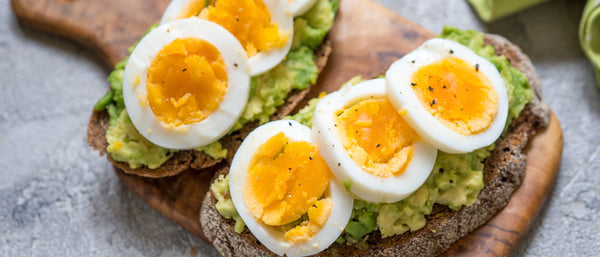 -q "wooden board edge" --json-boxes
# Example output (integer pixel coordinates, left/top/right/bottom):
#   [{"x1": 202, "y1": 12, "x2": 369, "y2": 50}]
[
  {"x1": 114, "y1": 167, "x2": 217, "y2": 242},
  {"x1": 10, "y1": 0, "x2": 115, "y2": 69}
]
